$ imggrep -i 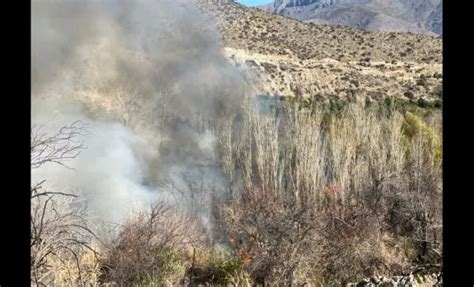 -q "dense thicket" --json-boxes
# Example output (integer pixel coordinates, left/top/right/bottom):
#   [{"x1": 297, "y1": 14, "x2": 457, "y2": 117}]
[
  {"x1": 215, "y1": 99, "x2": 442, "y2": 285},
  {"x1": 31, "y1": 98, "x2": 442, "y2": 286}
]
